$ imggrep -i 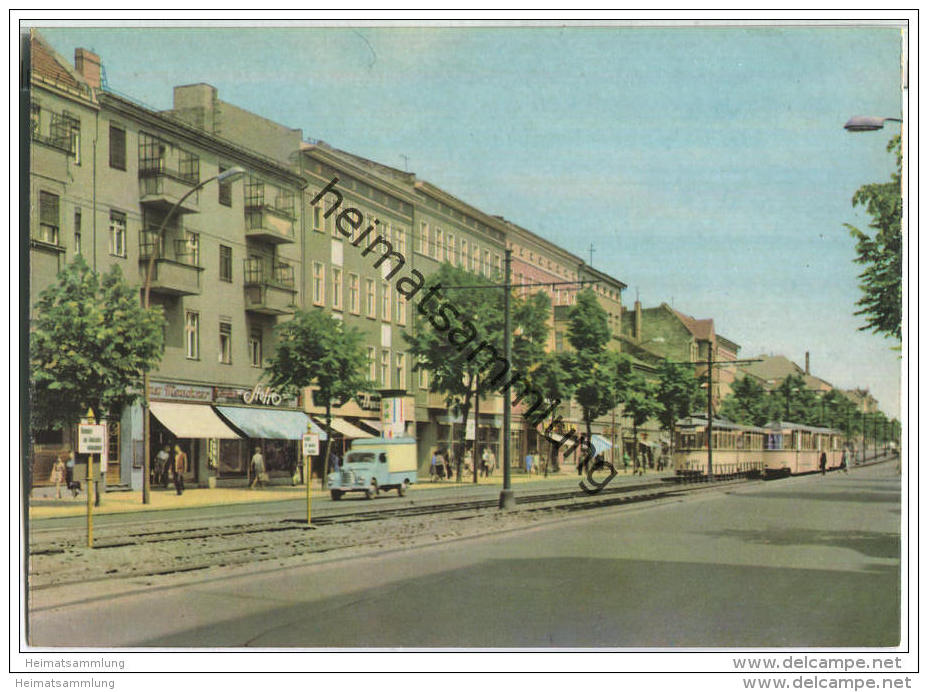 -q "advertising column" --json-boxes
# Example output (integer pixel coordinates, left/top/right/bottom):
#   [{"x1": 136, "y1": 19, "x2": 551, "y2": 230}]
[{"x1": 380, "y1": 389, "x2": 407, "y2": 439}]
